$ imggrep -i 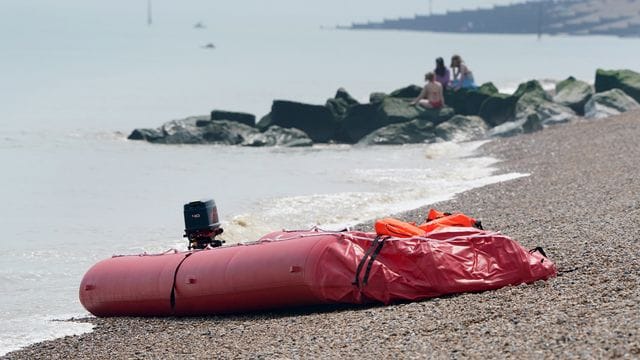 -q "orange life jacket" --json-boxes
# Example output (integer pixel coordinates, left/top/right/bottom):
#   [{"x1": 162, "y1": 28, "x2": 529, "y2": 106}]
[
  {"x1": 418, "y1": 209, "x2": 481, "y2": 233},
  {"x1": 374, "y1": 209, "x2": 482, "y2": 238},
  {"x1": 374, "y1": 218, "x2": 427, "y2": 238}
]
